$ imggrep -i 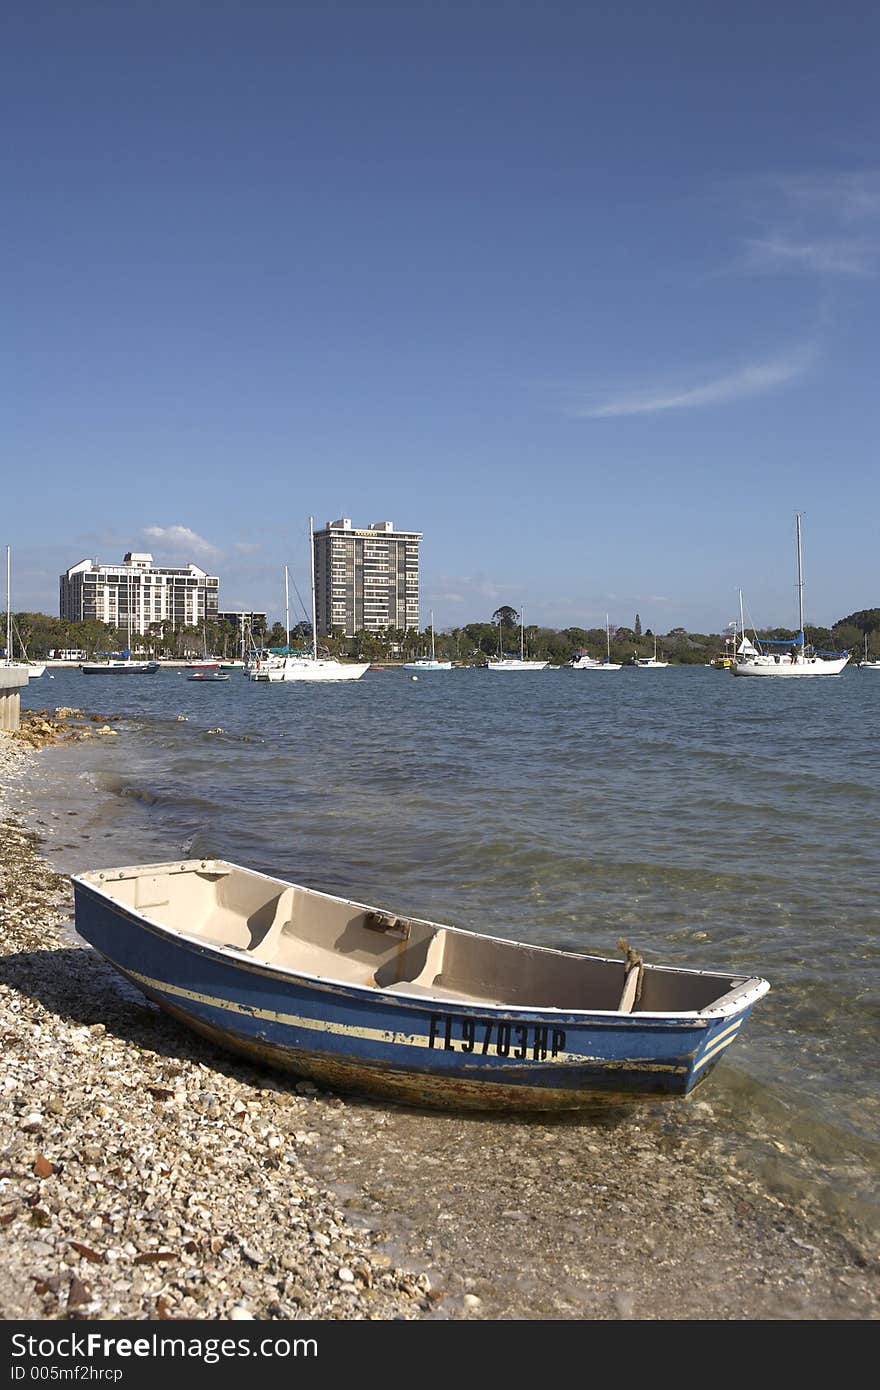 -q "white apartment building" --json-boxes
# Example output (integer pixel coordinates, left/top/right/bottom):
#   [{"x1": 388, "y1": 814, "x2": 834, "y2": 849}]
[
  {"x1": 313, "y1": 519, "x2": 421, "y2": 637},
  {"x1": 60, "y1": 553, "x2": 219, "y2": 635}
]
